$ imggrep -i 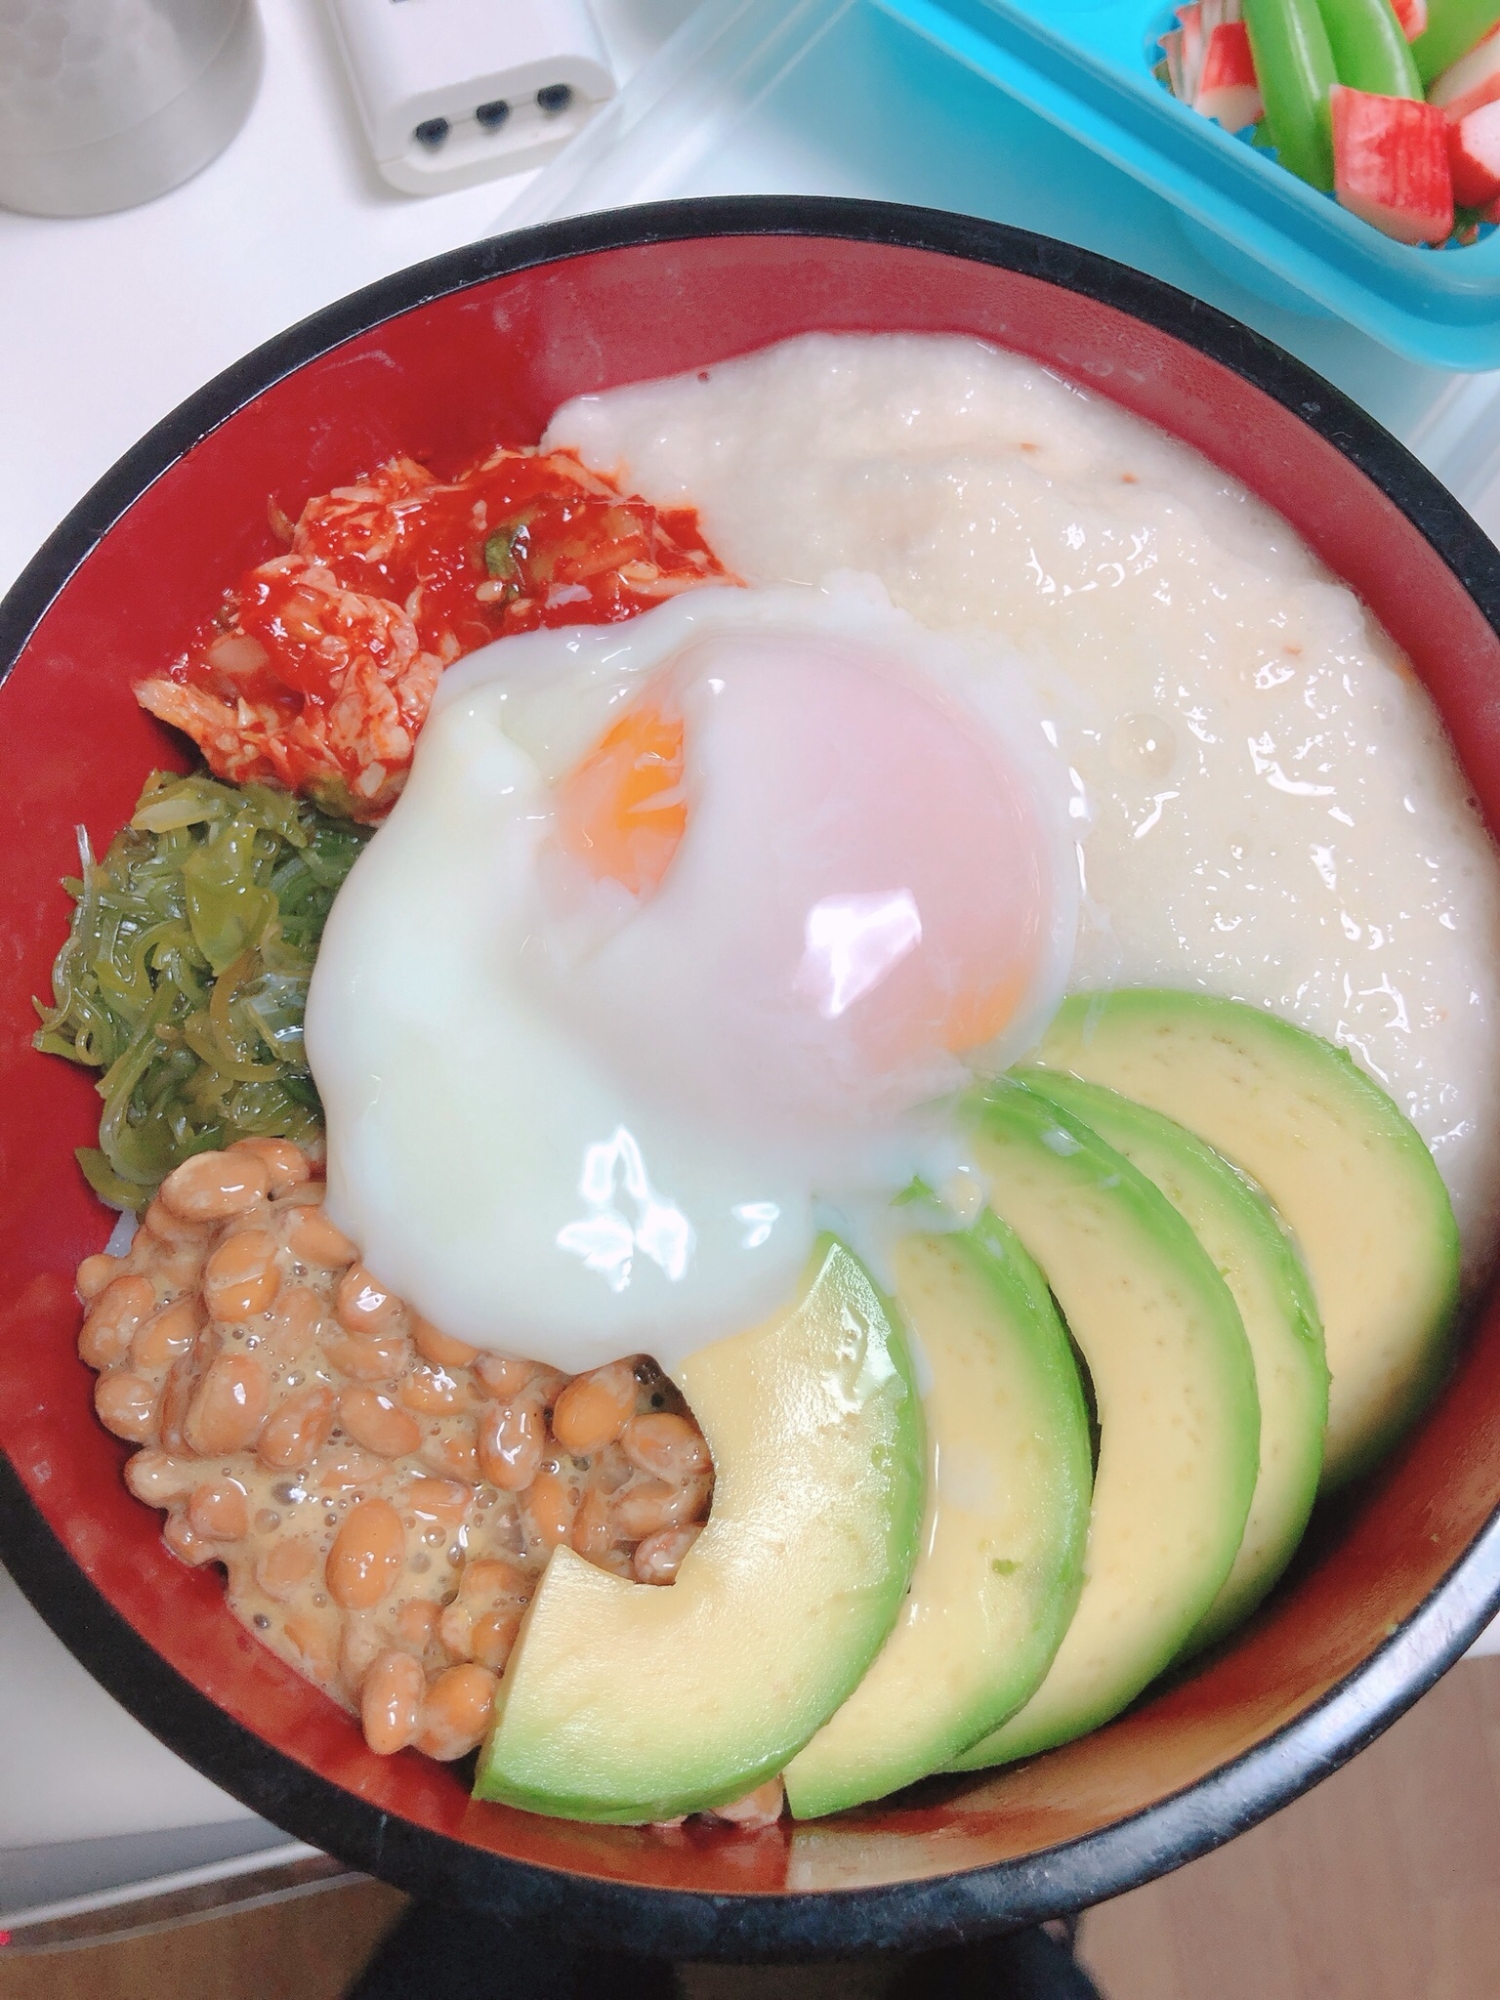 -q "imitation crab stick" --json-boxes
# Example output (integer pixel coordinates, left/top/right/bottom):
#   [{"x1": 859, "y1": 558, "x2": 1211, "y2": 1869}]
[
  {"x1": 1198, "y1": 20, "x2": 1266, "y2": 125},
  {"x1": 1178, "y1": 3, "x2": 1208, "y2": 99},
  {"x1": 1318, "y1": 0, "x2": 1424, "y2": 94},
  {"x1": 1412, "y1": 0, "x2": 1500, "y2": 80},
  {"x1": 1331, "y1": 83, "x2": 1455, "y2": 238},
  {"x1": 1448, "y1": 94, "x2": 1500, "y2": 196},
  {"x1": 1162, "y1": 24, "x2": 1188, "y2": 97},
  {"x1": 1245, "y1": 0, "x2": 1339, "y2": 185},
  {"x1": 1428, "y1": 21, "x2": 1500, "y2": 114}
]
